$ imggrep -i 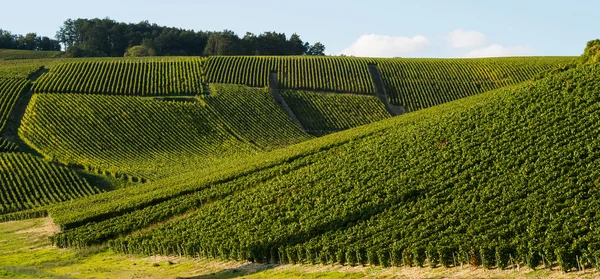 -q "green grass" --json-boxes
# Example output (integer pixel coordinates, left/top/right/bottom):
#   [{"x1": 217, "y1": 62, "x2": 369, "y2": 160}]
[{"x1": 1, "y1": 218, "x2": 595, "y2": 278}]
